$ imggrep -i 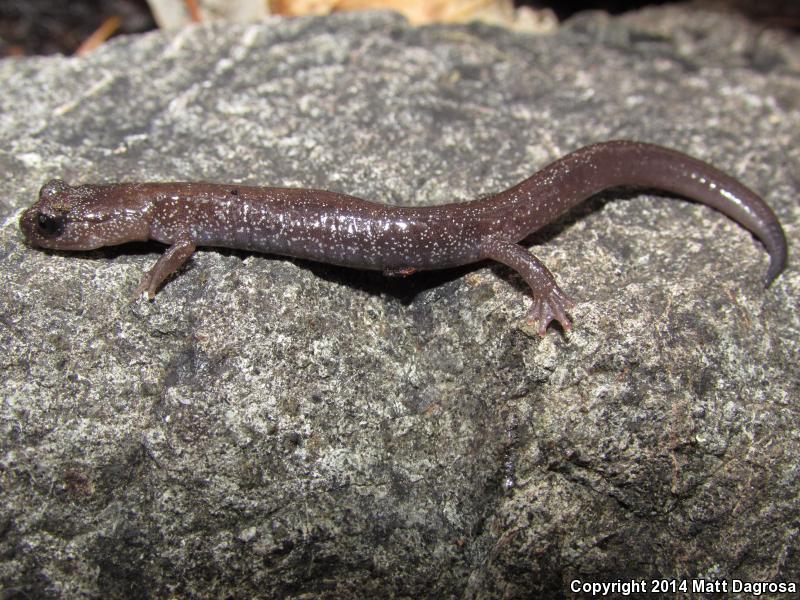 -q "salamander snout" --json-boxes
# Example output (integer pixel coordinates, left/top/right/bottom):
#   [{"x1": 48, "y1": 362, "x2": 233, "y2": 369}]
[
  {"x1": 19, "y1": 180, "x2": 72, "y2": 248},
  {"x1": 19, "y1": 179, "x2": 95, "y2": 250},
  {"x1": 21, "y1": 178, "x2": 154, "y2": 251},
  {"x1": 19, "y1": 207, "x2": 66, "y2": 245}
]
